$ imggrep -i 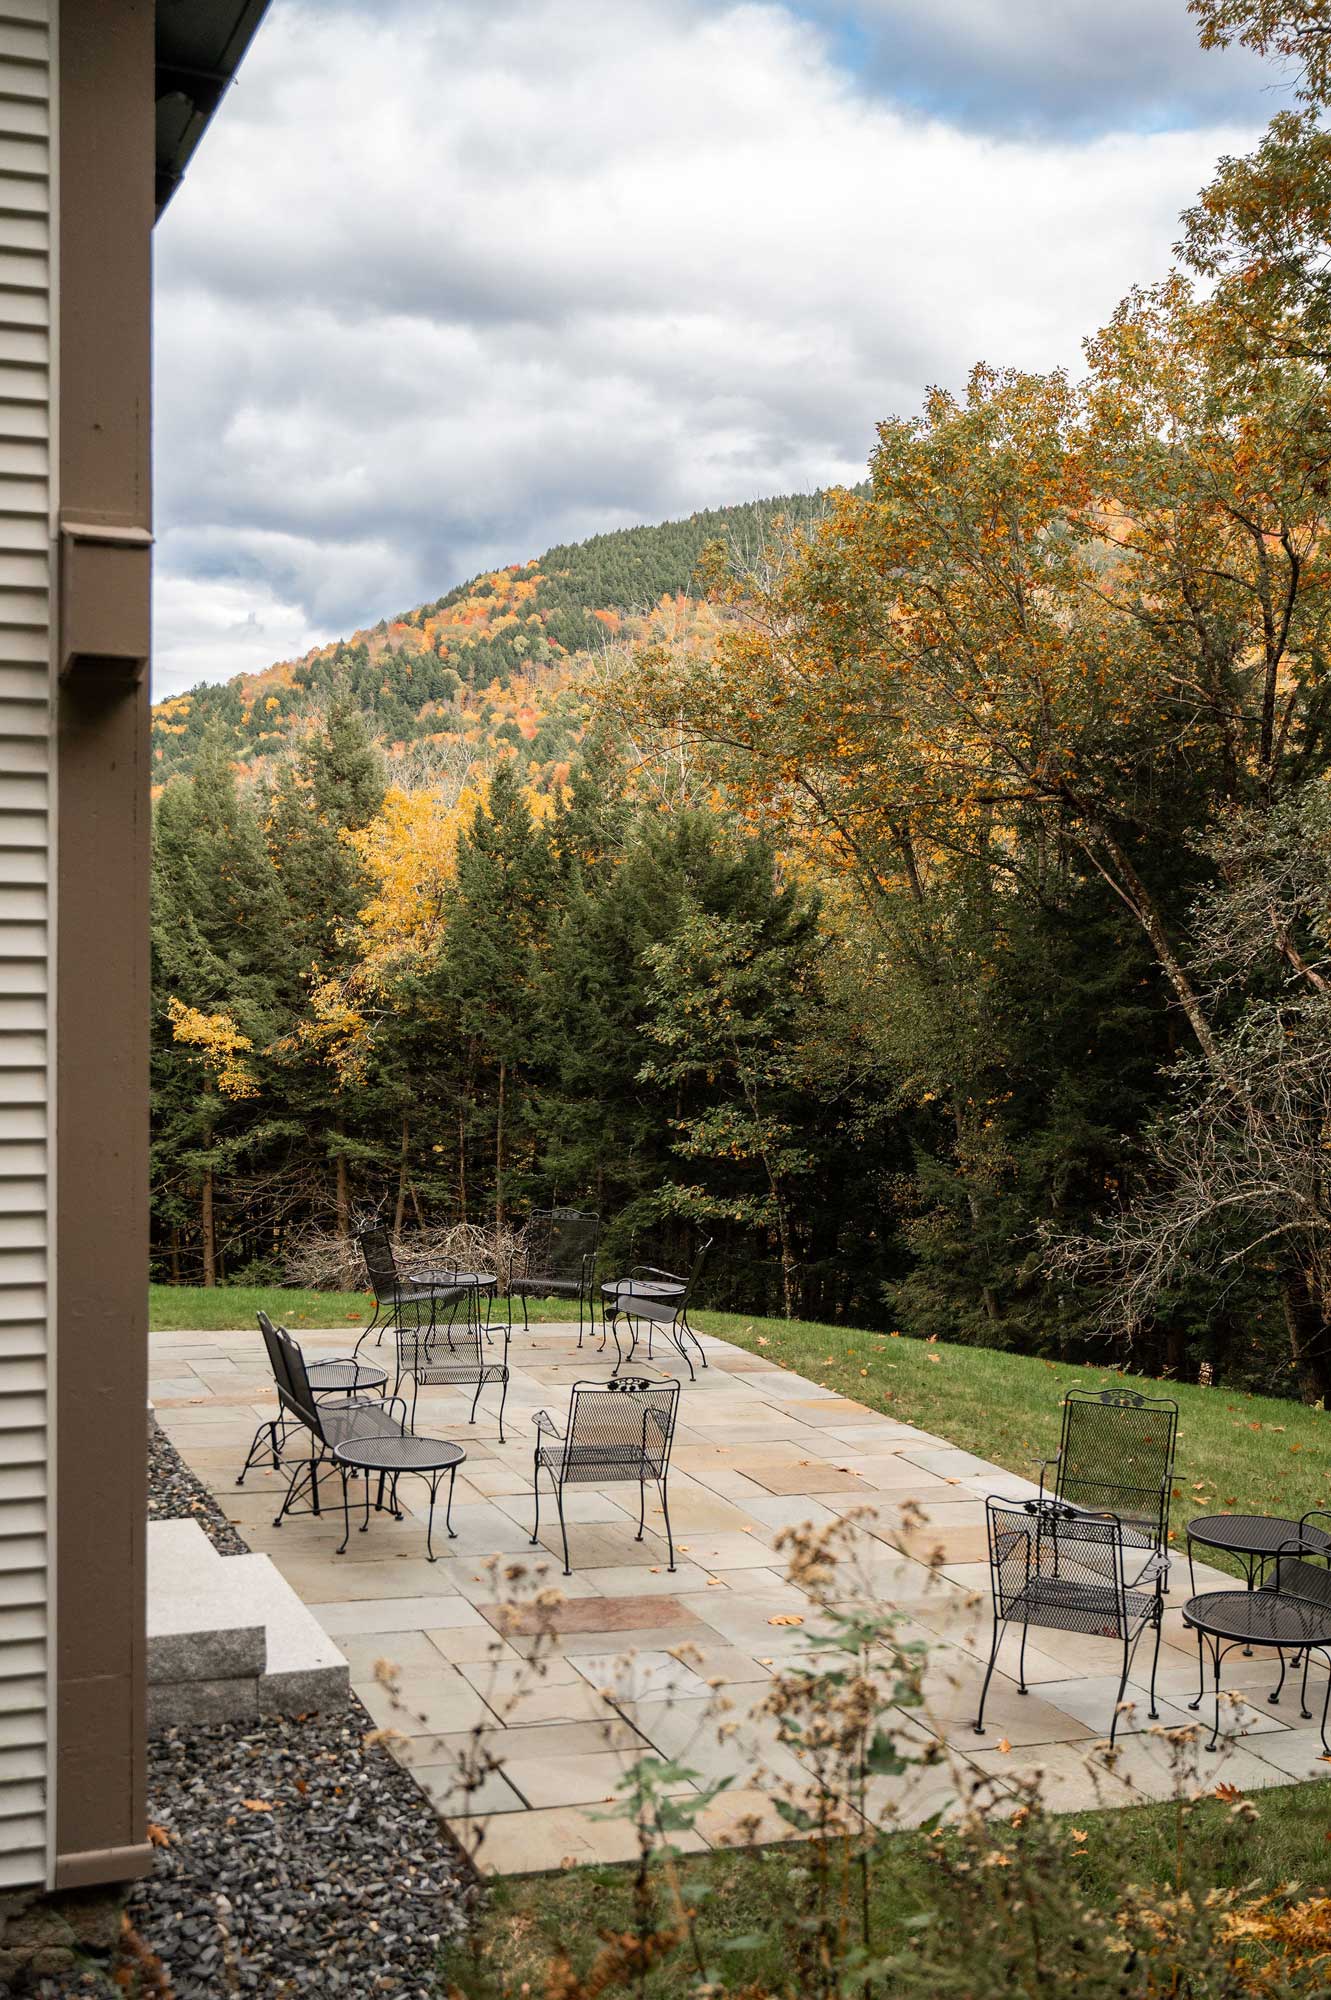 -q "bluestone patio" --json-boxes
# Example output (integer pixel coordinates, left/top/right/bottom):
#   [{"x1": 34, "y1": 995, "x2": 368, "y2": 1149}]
[{"x1": 149, "y1": 1319, "x2": 1331, "y2": 1874}]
